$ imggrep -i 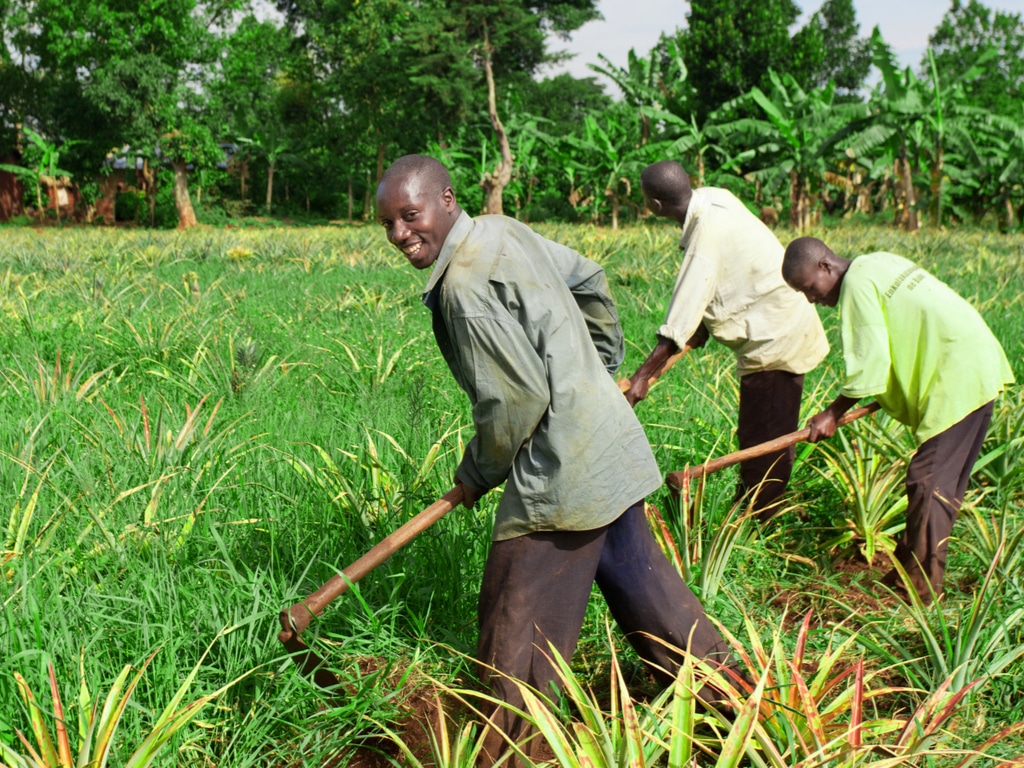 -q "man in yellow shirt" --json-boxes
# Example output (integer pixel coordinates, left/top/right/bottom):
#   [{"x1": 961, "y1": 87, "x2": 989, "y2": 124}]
[
  {"x1": 626, "y1": 161, "x2": 828, "y2": 520},
  {"x1": 782, "y1": 236, "x2": 1014, "y2": 604}
]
